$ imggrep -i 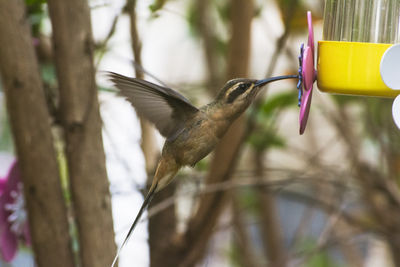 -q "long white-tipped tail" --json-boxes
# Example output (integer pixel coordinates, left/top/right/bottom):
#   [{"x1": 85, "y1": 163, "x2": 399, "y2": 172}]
[{"x1": 111, "y1": 183, "x2": 158, "y2": 267}]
